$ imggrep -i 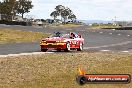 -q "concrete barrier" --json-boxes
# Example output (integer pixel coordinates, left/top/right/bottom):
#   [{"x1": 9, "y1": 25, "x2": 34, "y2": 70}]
[{"x1": 102, "y1": 27, "x2": 132, "y2": 30}]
